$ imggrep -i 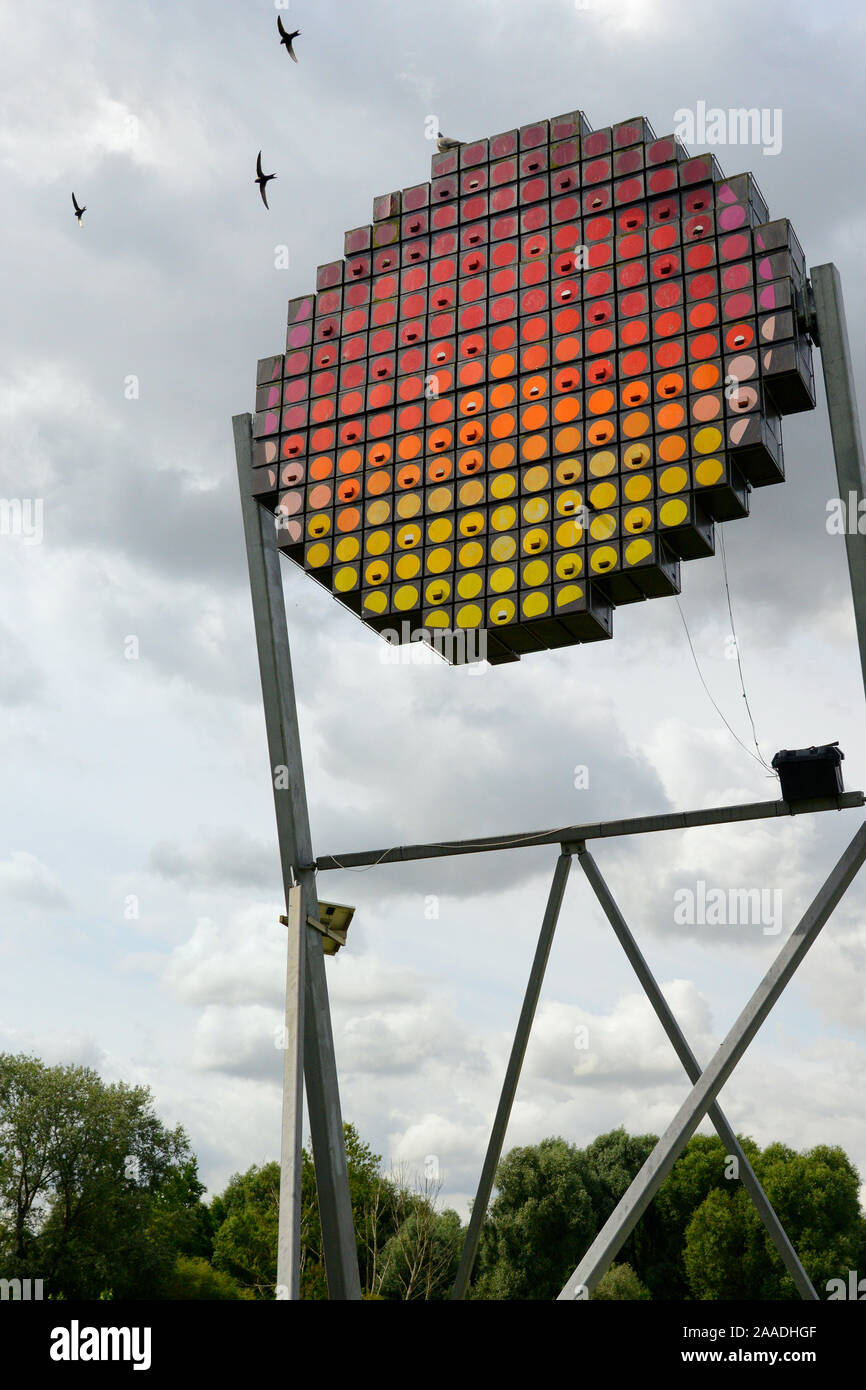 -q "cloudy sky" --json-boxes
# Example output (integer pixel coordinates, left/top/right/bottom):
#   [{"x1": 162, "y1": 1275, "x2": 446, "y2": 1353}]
[{"x1": 1, "y1": 0, "x2": 865, "y2": 1232}]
